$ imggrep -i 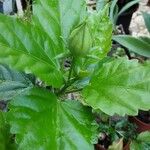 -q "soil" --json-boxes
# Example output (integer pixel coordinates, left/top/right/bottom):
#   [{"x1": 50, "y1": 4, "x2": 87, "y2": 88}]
[
  {"x1": 137, "y1": 110, "x2": 150, "y2": 124},
  {"x1": 97, "y1": 134, "x2": 111, "y2": 149}
]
